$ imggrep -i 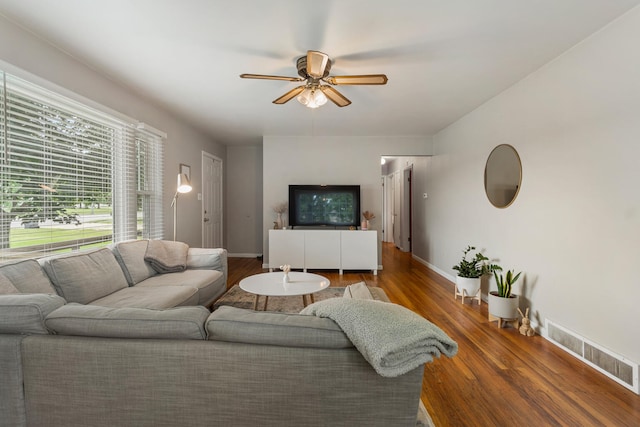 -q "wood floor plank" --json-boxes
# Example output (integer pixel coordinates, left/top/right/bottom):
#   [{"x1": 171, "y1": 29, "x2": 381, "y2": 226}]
[{"x1": 226, "y1": 243, "x2": 640, "y2": 426}]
